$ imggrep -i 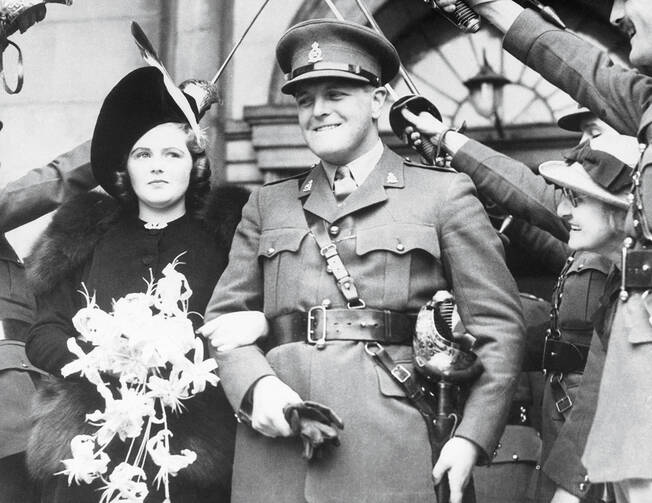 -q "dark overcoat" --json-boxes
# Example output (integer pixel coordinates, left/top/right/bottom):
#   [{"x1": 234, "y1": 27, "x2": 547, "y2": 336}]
[
  {"x1": 207, "y1": 147, "x2": 525, "y2": 503},
  {"x1": 24, "y1": 186, "x2": 249, "y2": 503}
]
